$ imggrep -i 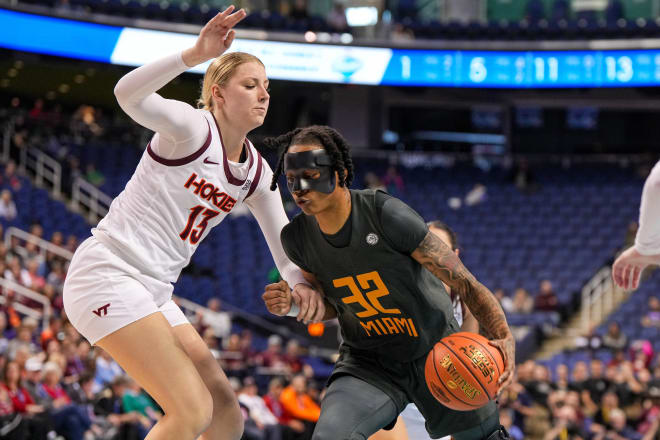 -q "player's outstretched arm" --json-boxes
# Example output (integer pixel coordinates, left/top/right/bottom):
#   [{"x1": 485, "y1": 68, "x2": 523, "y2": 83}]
[
  {"x1": 613, "y1": 161, "x2": 660, "y2": 290},
  {"x1": 411, "y1": 231, "x2": 515, "y2": 394},
  {"x1": 113, "y1": 6, "x2": 246, "y2": 158}
]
